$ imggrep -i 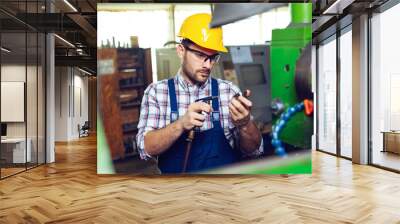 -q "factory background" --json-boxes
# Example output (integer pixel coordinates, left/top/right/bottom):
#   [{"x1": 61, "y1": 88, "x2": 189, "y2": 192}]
[
  {"x1": 97, "y1": 3, "x2": 313, "y2": 174},
  {"x1": 0, "y1": 0, "x2": 399, "y2": 222}
]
